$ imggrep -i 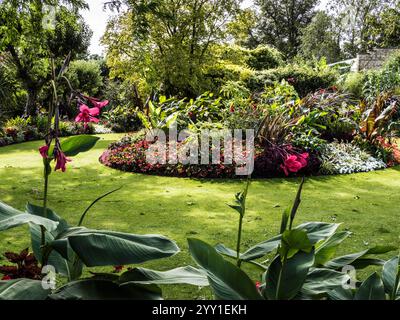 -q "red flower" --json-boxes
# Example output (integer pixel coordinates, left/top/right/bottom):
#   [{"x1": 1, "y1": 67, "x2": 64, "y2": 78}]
[
  {"x1": 229, "y1": 104, "x2": 235, "y2": 113},
  {"x1": 54, "y1": 150, "x2": 71, "y2": 172},
  {"x1": 75, "y1": 104, "x2": 100, "y2": 124},
  {"x1": 83, "y1": 95, "x2": 109, "y2": 109},
  {"x1": 280, "y1": 153, "x2": 309, "y2": 176},
  {"x1": 255, "y1": 281, "x2": 261, "y2": 290},
  {"x1": 39, "y1": 145, "x2": 49, "y2": 159},
  {"x1": 1, "y1": 275, "x2": 12, "y2": 280},
  {"x1": 297, "y1": 153, "x2": 309, "y2": 167}
]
